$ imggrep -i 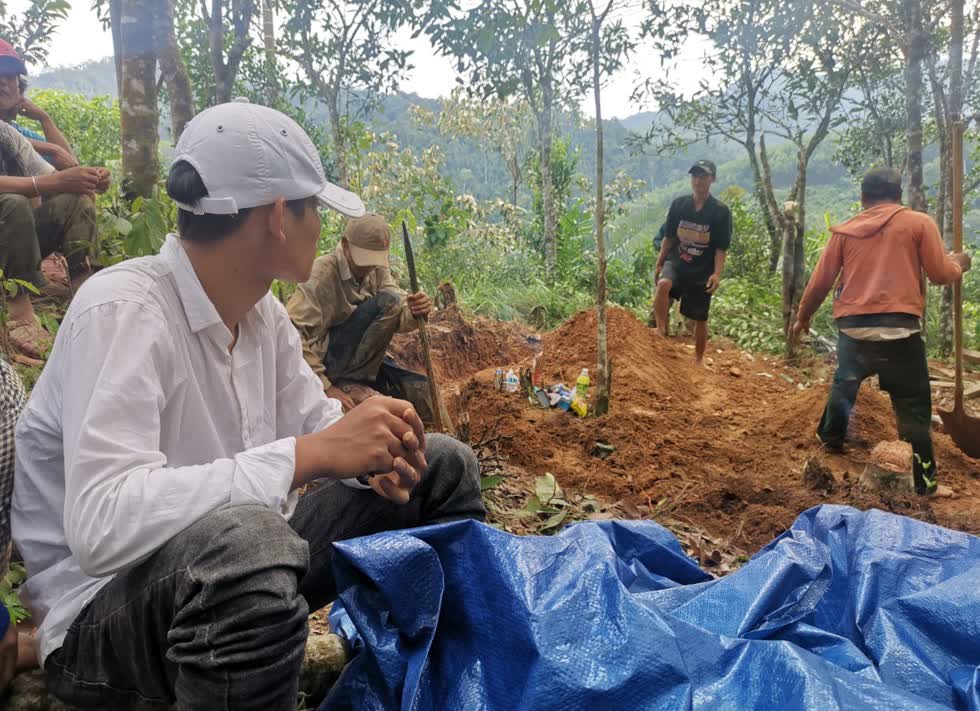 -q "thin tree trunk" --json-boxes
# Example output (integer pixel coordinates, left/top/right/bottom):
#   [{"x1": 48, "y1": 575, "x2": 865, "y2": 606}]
[
  {"x1": 327, "y1": 96, "x2": 350, "y2": 189},
  {"x1": 263, "y1": 0, "x2": 276, "y2": 105},
  {"x1": 156, "y1": 0, "x2": 195, "y2": 141},
  {"x1": 590, "y1": 6, "x2": 609, "y2": 417},
  {"x1": 783, "y1": 154, "x2": 807, "y2": 359},
  {"x1": 539, "y1": 85, "x2": 557, "y2": 274},
  {"x1": 905, "y1": 0, "x2": 928, "y2": 341},
  {"x1": 905, "y1": 0, "x2": 926, "y2": 212},
  {"x1": 120, "y1": 0, "x2": 160, "y2": 198},
  {"x1": 208, "y1": 1, "x2": 232, "y2": 104},
  {"x1": 940, "y1": 0, "x2": 965, "y2": 356},
  {"x1": 509, "y1": 157, "x2": 519, "y2": 207},
  {"x1": 110, "y1": 0, "x2": 123, "y2": 98}
]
